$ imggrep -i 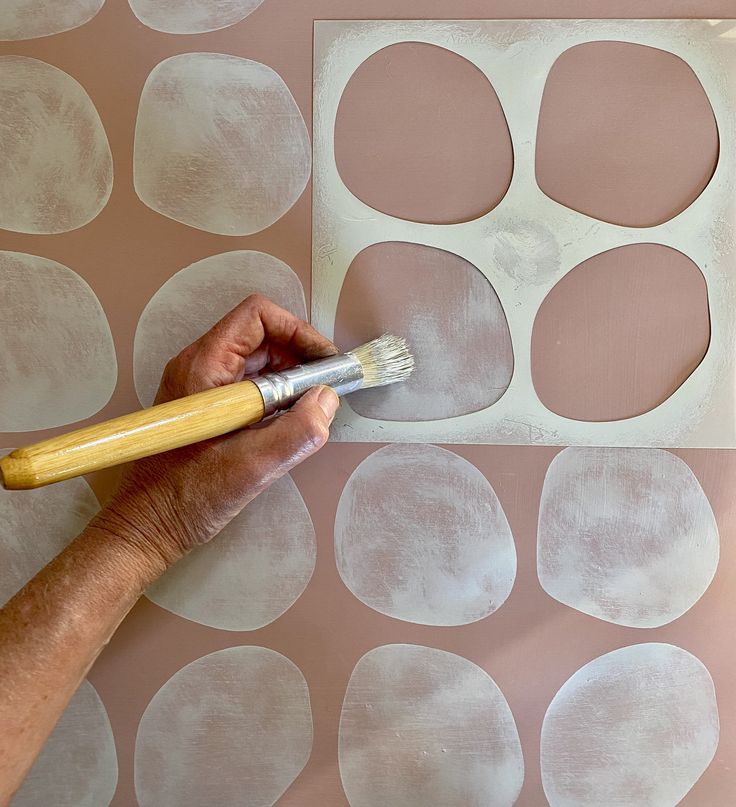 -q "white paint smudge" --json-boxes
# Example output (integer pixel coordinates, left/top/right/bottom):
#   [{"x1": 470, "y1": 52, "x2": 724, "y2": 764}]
[
  {"x1": 339, "y1": 644, "x2": 524, "y2": 807},
  {"x1": 0, "y1": 0, "x2": 104, "y2": 40},
  {"x1": 128, "y1": 0, "x2": 265, "y2": 34},
  {"x1": 537, "y1": 447, "x2": 719, "y2": 628},
  {"x1": 12, "y1": 680, "x2": 117, "y2": 807},
  {"x1": 0, "y1": 56, "x2": 112, "y2": 233},
  {"x1": 134, "y1": 54, "x2": 310, "y2": 235},
  {"x1": 0, "y1": 252, "x2": 117, "y2": 431},
  {"x1": 541, "y1": 643, "x2": 719, "y2": 807},
  {"x1": 335, "y1": 444, "x2": 516, "y2": 626},
  {"x1": 135, "y1": 646, "x2": 313, "y2": 807},
  {"x1": 340, "y1": 242, "x2": 514, "y2": 422},
  {"x1": 133, "y1": 250, "x2": 307, "y2": 406},
  {"x1": 146, "y1": 474, "x2": 315, "y2": 631},
  {"x1": 0, "y1": 455, "x2": 99, "y2": 605}
]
